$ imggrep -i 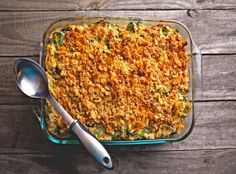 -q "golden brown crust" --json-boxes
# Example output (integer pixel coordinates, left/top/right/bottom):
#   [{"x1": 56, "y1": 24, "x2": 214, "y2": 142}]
[{"x1": 45, "y1": 21, "x2": 191, "y2": 140}]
